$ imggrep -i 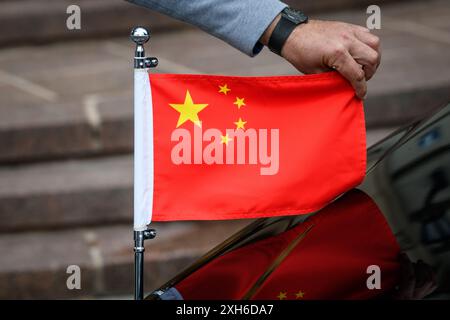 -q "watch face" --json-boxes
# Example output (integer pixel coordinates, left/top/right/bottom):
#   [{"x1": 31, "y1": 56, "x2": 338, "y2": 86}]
[{"x1": 283, "y1": 8, "x2": 308, "y2": 24}]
